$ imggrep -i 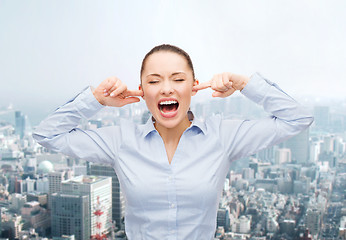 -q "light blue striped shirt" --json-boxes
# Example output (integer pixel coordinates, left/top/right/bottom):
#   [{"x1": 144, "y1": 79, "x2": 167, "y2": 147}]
[{"x1": 33, "y1": 73, "x2": 313, "y2": 240}]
